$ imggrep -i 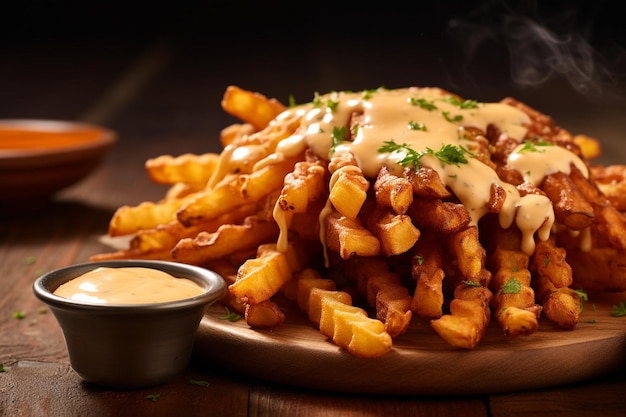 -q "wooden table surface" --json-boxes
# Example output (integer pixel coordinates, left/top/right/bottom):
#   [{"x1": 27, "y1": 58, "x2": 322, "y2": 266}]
[{"x1": 1, "y1": 3, "x2": 626, "y2": 416}]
